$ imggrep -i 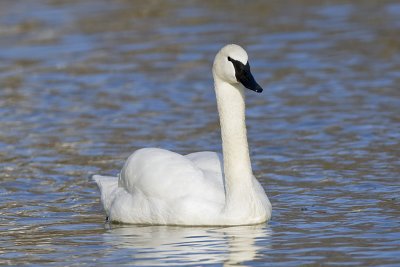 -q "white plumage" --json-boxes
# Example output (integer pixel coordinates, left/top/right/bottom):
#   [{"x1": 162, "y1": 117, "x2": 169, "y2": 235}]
[{"x1": 93, "y1": 44, "x2": 272, "y2": 225}]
